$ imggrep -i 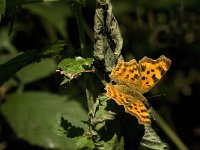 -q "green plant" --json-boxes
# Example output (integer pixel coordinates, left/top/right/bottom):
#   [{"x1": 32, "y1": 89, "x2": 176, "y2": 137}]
[{"x1": 0, "y1": 0, "x2": 197, "y2": 149}]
